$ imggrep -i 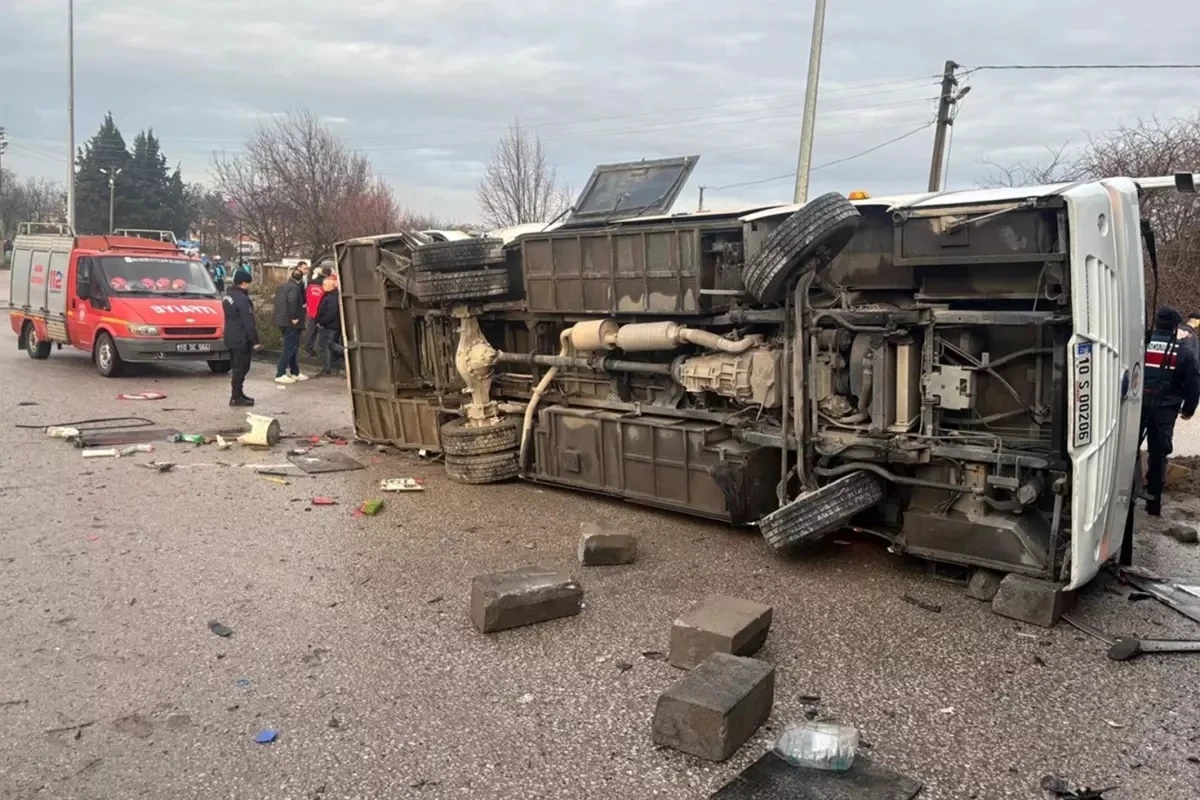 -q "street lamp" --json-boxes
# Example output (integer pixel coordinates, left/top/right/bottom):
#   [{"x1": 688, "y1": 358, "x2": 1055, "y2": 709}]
[
  {"x1": 67, "y1": 0, "x2": 76, "y2": 231},
  {"x1": 100, "y1": 167, "x2": 122, "y2": 233}
]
